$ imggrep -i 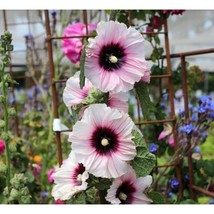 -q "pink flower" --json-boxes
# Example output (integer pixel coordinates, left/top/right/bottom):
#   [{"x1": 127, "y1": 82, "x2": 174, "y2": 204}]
[
  {"x1": 63, "y1": 71, "x2": 128, "y2": 116},
  {"x1": 140, "y1": 61, "x2": 151, "y2": 83},
  {"x1": 158, "y1": 123, "x2": 175, "y2": 147},
  {"x1": 105, "y1": 165, "x2": 153, "y2": 204},
  {"x1": 0, "y1": 139, "x2": 5, "y2": 155},
  {"x1": 48, "y1": 168, "x2": 55, "y2": 184},
  {"x1": 32, "y1": 163, "x2": 42, "y2": 176},
  {"x1": 85, "y1": 21, "x2": 149, "y2": 93},
  {"x1": 151, "y1": 15, "x2": 163, "y2": 30},
  {"x1": 51, "y1": 152, "x2": 89, "y2": 201},
  {"x1": 62, "y1": 22, "x2": 96, "y2": 64},
  {"x1": 54, "y1": 199, "x2": 64, "y2": 204},
  {"x1": 69, "y1": 104, "x2": 136, "y2": 178}
]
